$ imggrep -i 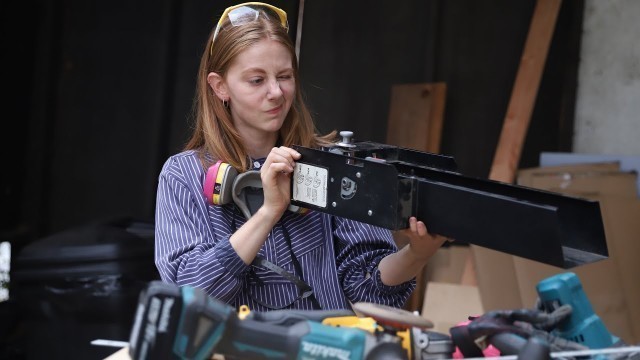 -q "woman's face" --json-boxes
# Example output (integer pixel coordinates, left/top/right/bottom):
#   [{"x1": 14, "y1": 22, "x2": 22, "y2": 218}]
[{"x1": 224, "y1": 39, "x2": 295, "y2": 140}]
